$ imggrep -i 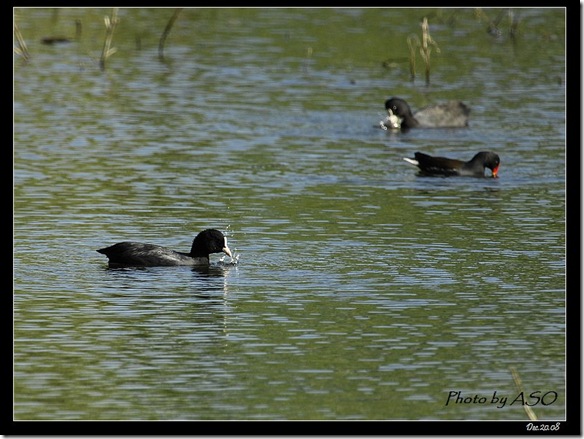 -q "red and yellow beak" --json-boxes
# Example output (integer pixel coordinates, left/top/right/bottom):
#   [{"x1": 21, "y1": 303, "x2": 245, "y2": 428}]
[{"x1": 492, "y1": 165, "x2": 499, "y2": 178}]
